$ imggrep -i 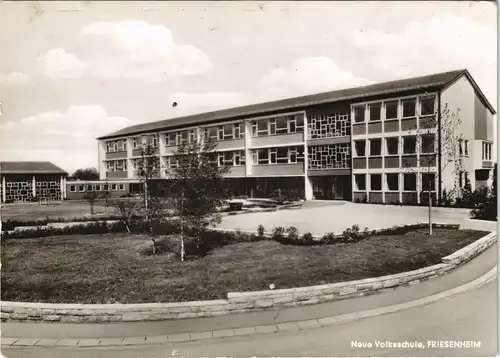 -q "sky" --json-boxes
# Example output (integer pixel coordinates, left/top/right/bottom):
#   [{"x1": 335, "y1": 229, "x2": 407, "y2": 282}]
[{"x1": 0, "y1": 1, "x2": 497, "y2": 174}]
